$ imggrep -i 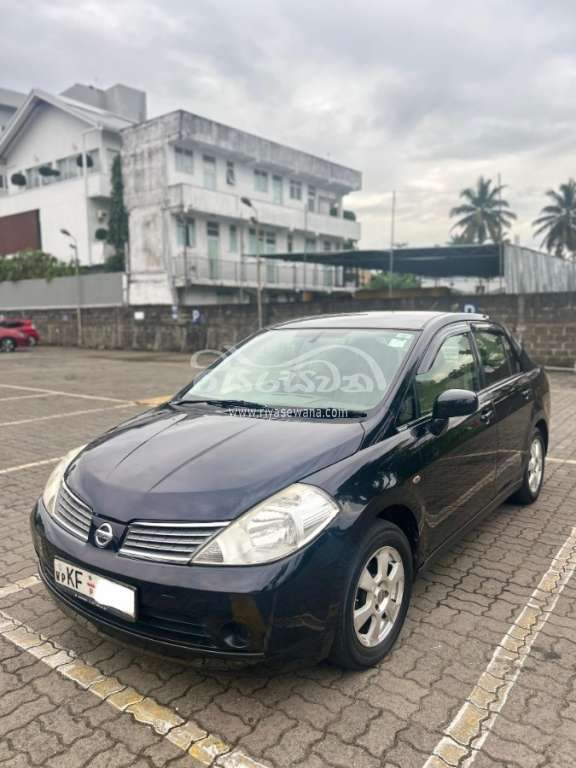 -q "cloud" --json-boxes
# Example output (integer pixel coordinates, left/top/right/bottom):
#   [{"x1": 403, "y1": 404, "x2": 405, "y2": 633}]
[{"x1": 2, "y1": 0, "x2": 576, "y2": 248}]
